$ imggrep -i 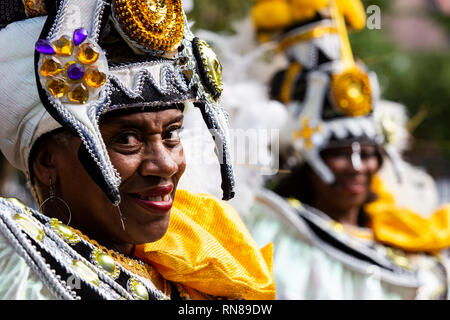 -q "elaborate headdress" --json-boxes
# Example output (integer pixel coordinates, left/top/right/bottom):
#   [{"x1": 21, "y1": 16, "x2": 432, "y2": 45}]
[{"x1": 0, "y1": 0, "x2": 235, "y2": 204}]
